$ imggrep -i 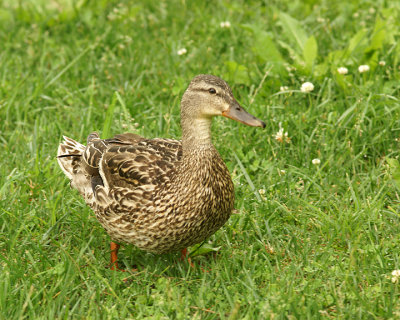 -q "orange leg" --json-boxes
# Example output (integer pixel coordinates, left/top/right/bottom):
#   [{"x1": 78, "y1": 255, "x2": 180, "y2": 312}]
[
  {"x1": 180, "y1": 247, "x2": 188, "y2": 260},
  {"x1": 110, "y1": 242, "x2": 124, "y2": 271},
  {"x1": 180, "y1": 247, "x2": 194, "y2": 268}
]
